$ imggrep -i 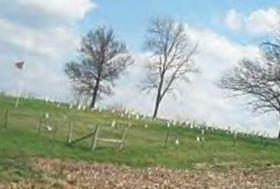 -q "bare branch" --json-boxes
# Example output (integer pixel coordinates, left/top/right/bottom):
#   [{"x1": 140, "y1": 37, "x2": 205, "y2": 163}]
[
  {"x1": 65, "y1": 26, "x2": 134, "y2": 108},
  {"x1": 219, "y1": 28, "x2": 280, "y2": 115},
  {"x1": 142, "y1": 17, "x2": 198, "y2": 118}
]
